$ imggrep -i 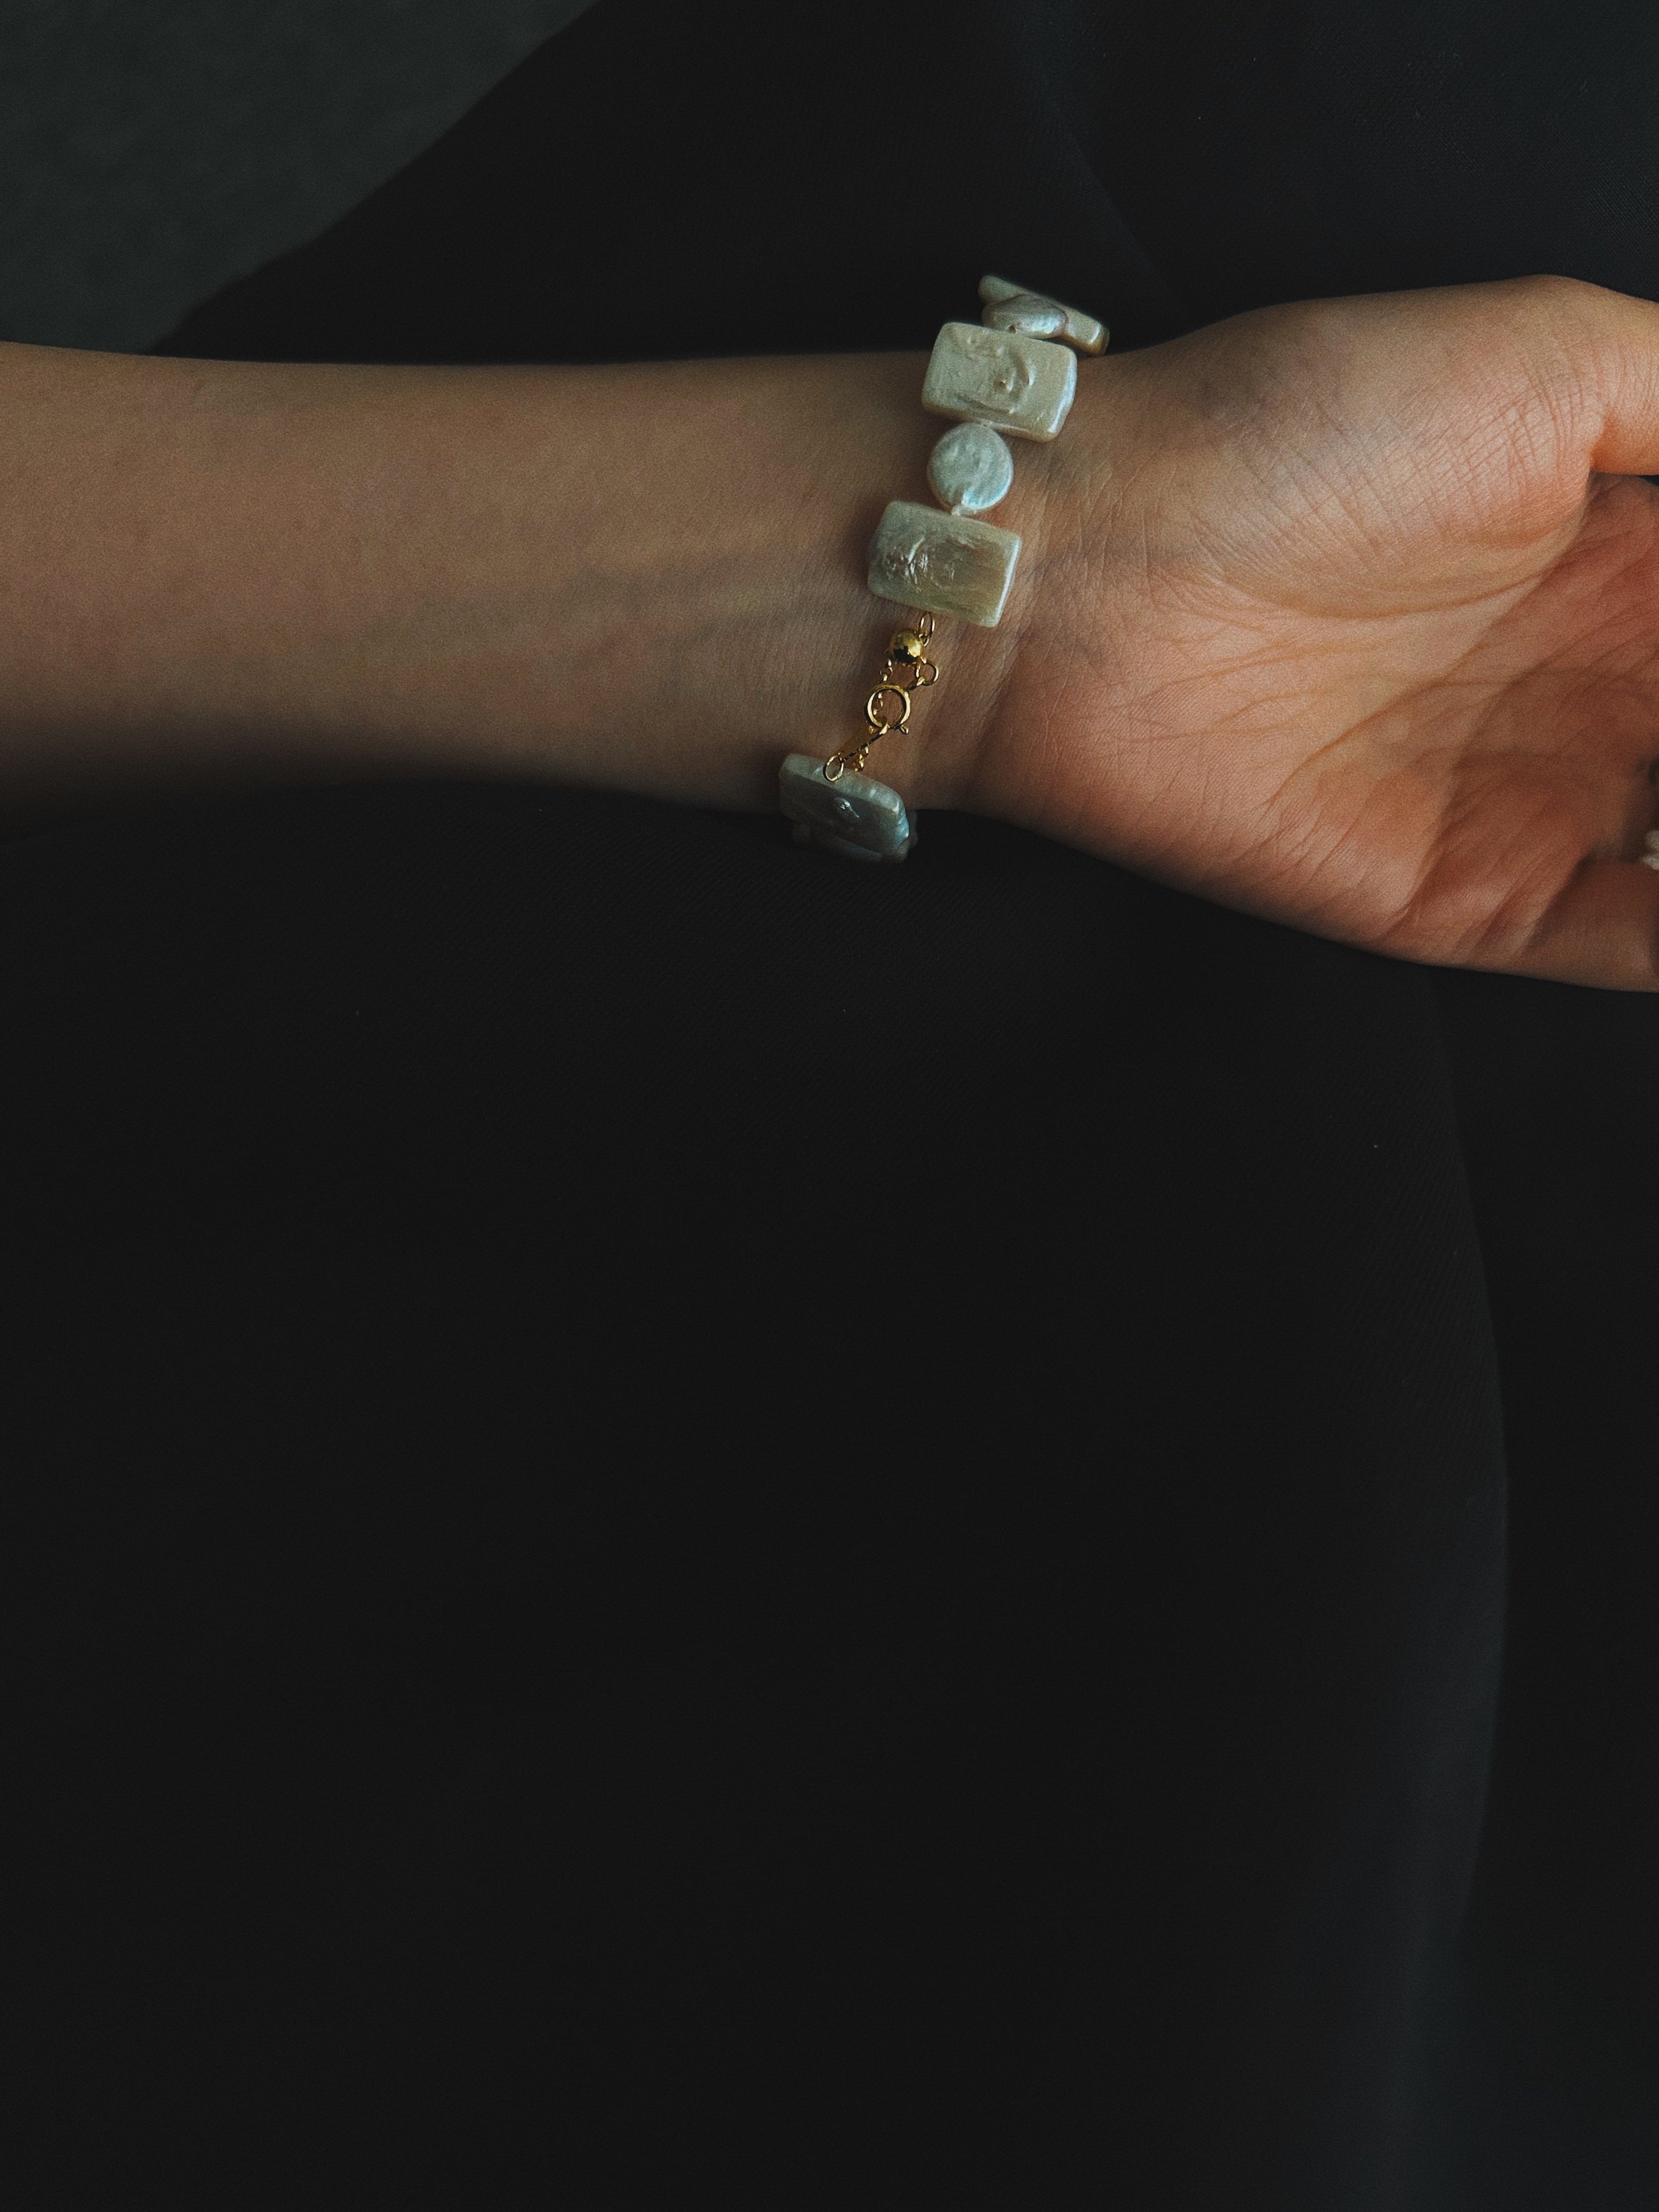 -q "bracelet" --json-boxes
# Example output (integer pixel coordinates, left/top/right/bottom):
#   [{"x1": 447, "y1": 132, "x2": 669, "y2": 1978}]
[{"x1": 779, "y1": 273, "x2": 1106, "y2": 864}]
